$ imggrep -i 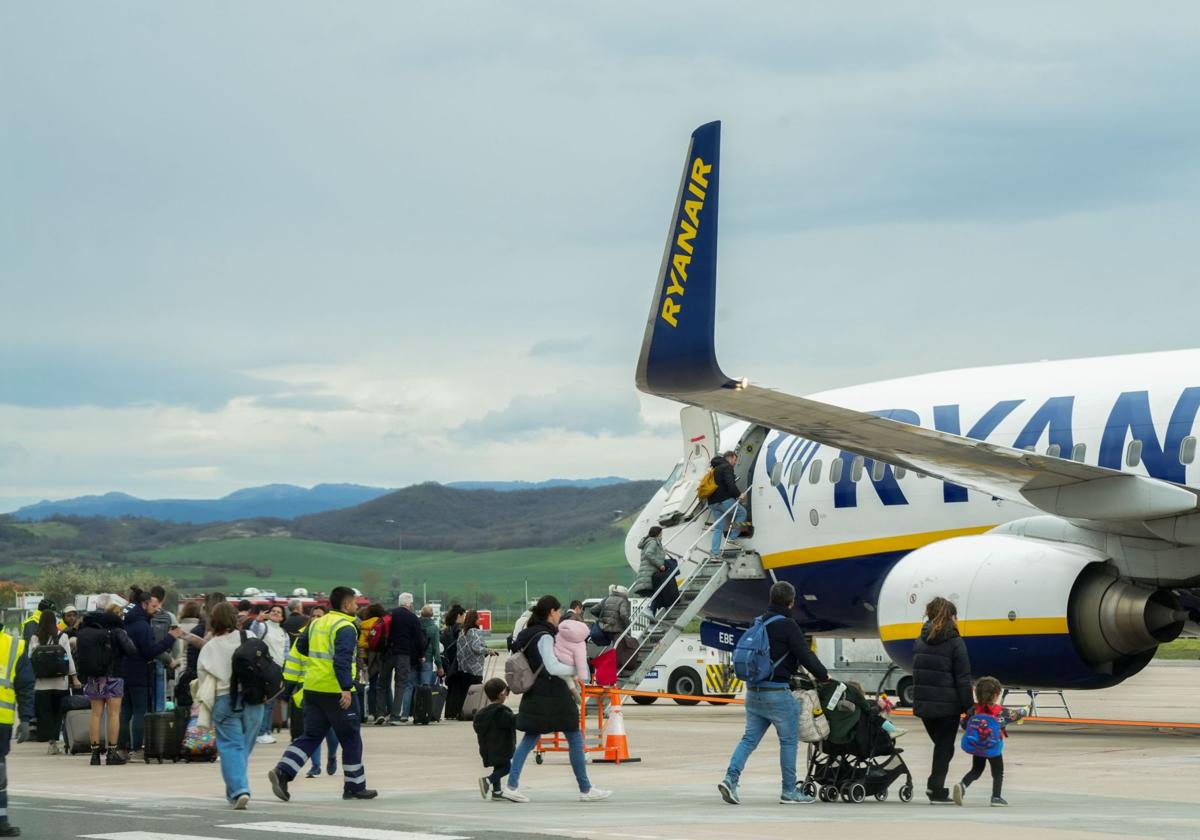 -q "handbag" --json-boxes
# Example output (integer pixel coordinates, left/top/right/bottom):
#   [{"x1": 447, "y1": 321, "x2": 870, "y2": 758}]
[{"x1": 795, "y1": 687, "x2": 831, "y2": 744}]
